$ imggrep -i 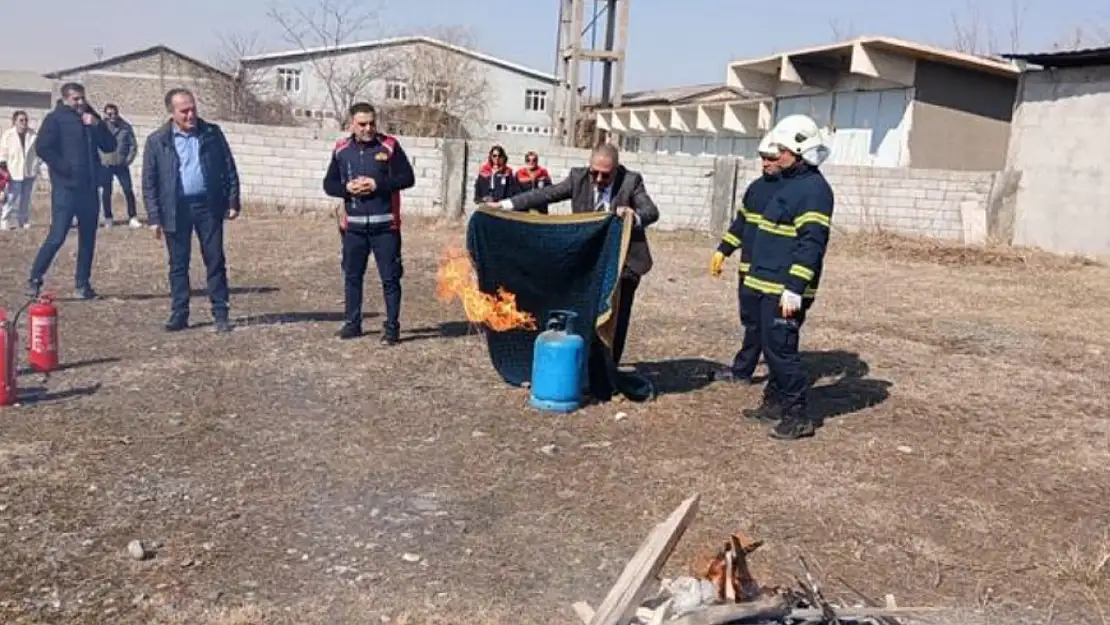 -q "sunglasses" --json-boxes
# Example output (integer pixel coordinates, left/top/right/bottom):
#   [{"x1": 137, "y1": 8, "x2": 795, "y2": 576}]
[
  {"x1": 589, "y1": 169, "x2": 612, "y2": 181},
  {"x1": 490, "y1": 153, "x2": 505, "y2": 159}
]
